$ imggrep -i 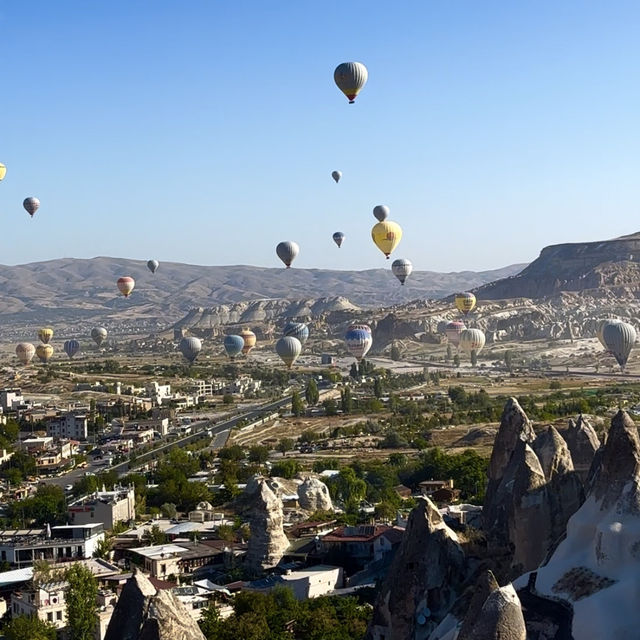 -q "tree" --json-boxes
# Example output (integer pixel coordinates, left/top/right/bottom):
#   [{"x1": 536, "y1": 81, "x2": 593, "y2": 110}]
[
  {"x1": 340, "y1": 387, "x2": 353, "y2": 414},
  {"x1": 329, "y1": 468, "x2": 366, "y2": 503},
  {"x1": 304, "y1": 379, "x2": 320, "y2": 405},
  {"x1": 291, "y1": 391, "x2": 304, "y2": 417},
  {"x1": 222, "y1": 394, "x2": 234, "y2": 405},
  {"x1": 504, "y1": 349, "x2": 513, "y2": 371},
  {"x1": 390, "y1": 344, "x2": 401, "y2": 361},
  {"x1": 270, "y1": 459, "x2": 299, "y2": 479},
  {"x1": 141, "y1": 524, "x2": 167, "y2": 546},
  {"x1": 453, "y1": 354, "x2": 460, "y2": 368},
  {"x1": 65, "y1": 564, "x2": 98, "y2": 640},
  {"x1": 445, "y1": 343, "x2": 452, "y2": 362},
  {"x1": 3, "y1": 616, "x2": 57, "y2": 640},
  {"x1": 276, "y1": 438, "x2": 294, "y2": 457},
  {"x1": 470, "y1": 350, "x2": 478, "y2": 367},
  {"x1": 322, "y1": 398, "x2": 338, "y2": 416},
  {"x1": 349, "y1": 363, "x2": 359, "y2": 379},
  {"x1": 199, "y1": 603, "x2": 222, "y2": 638},
  {"x1": 373, "y1": 377, "x2": 383, "y2": 399},
  {"x1": 93, "y1": 536, "x2": 112, "y2": 560},
  {"x1": 248, "y1": 445, "x2": 269, "y2": 464},
  {"x1": 161, "y1": 502, "x2": 177, "y2": 519}
]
